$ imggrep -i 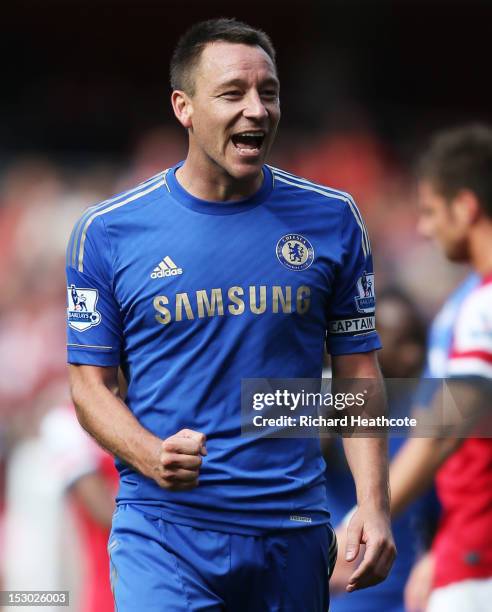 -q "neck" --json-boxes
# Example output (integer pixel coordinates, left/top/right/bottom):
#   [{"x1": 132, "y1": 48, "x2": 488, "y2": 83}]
[
  {"x1": 469, "y1": 220, "x2": 492, "y2": 277},
  {"x1": 176, "y1": 151, "x2": 263, "y2": 202}
]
